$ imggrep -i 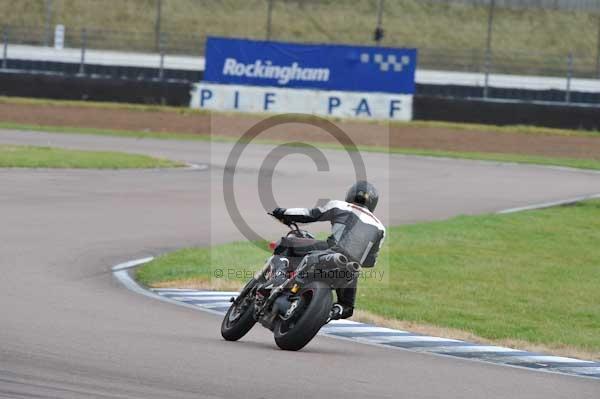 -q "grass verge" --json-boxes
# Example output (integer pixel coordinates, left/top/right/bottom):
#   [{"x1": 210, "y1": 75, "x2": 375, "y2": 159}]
[
  {"x1": 136, "y1": 200, "x2": 600, "y2": 360},
  {"x1": 0, "y1": 144, "x2": 182, "y2": 169},
  {"x1": 3, "y1": 122, "x2": 600, "y2": 171}
]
